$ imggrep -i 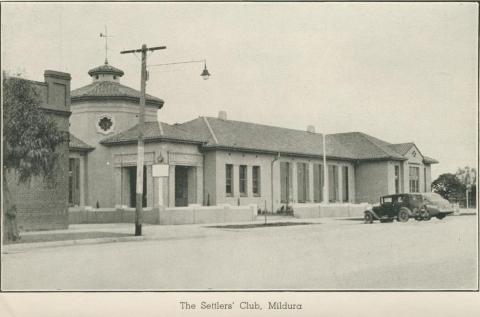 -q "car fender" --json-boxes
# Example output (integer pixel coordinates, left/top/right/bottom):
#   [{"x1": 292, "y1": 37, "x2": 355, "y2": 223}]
[
  {"x1": 425, "y1": 204, "x2": 439, "y2": 216},
  {"x1": 365, "y1": 208, "x2": 381, "y2": 220}
]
